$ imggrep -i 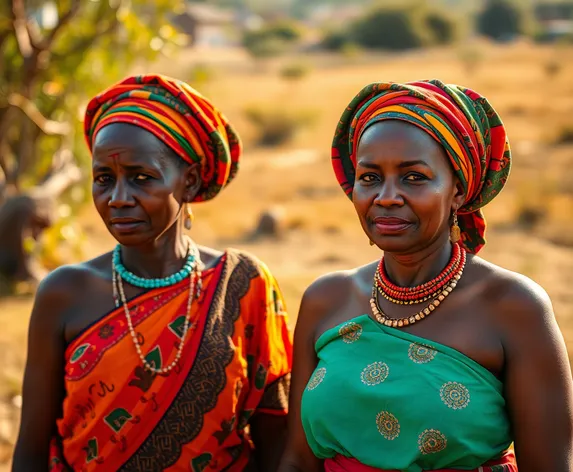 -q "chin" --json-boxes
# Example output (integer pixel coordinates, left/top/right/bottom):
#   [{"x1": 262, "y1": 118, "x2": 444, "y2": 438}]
[
  {"x1": 107, "y1": 228, "x2": 153, "y2": 247},
  {"x1": 372, "y1": 238, "x2": 414, "y2": 254}
]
